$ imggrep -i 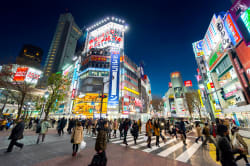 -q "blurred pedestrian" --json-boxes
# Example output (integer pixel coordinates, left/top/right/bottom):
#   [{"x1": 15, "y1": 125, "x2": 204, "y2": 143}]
[
  {"x1": 202, "y1": 123, "x2": 216, "y2": 146},
  {"x1": 137, "y1": 119, "x2": 142, "y2": 134},
  {"x1": 6, "y1": 118, "x2": 25, "y2": 152},
  {"x1": 123, "y1": 119, "x2": 129, "y2": 145},
  {"x1": 119, "y1": 119, "x2": 124, "y2": 140},
  {"x1": 132, "y1": 120, "x2": 139, "y2": 145},
  {"x1": 180, "y1": 119, "x2": 187, "y2": 145},
  {"x1": 113, "y1": 119, "x2": 118, "y2": 138},
  {"x1": 71, "y1": 121, "x2": 83, "y2": 157},
  {"x1": 154, "y1": 119, "x2": 160, "y2": 147},
  {"x1": 146, "y1": 119, "x2": 153, "y2": 148},
  {"x1": 231, "y1": 127, "x2": 249, "y2": 165},
  {"x1": 195, "y1": 124, "x2": 203, "y2": 143},
  {"x1": 37, "y1": 119, "x2": 50, "y2": 144}
]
